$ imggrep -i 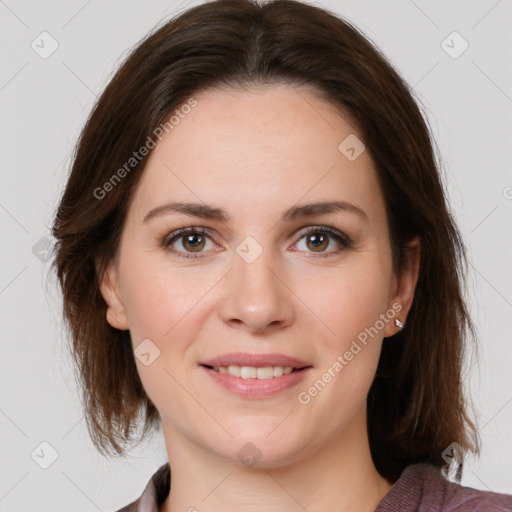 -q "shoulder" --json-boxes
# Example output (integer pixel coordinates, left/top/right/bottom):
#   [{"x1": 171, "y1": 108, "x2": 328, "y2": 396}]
[
  {"x1": 113, "y1": 463, "x2": 170, "y2": 512},
  {"x1": 376, "y1": 463, "x2": 512, "y2": 512},
  {"x1": 418, "y1": 463, "x2": 512, "y2": 511}
]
